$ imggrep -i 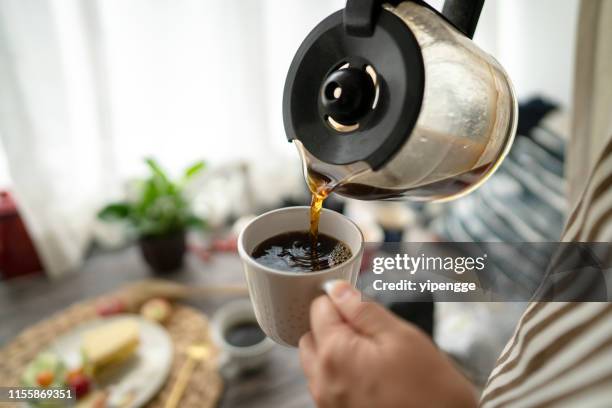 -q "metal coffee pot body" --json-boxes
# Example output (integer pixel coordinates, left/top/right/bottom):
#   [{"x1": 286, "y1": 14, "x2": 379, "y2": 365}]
[{"x1": 283, "y1": 0, "x2": 517, "y2": 202}]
